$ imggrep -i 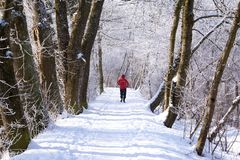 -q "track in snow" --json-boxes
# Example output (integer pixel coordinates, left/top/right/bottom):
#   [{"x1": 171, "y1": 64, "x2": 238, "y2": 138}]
[{"x1": 12, "y1": 88, "x2": 207, "y2": 160}]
